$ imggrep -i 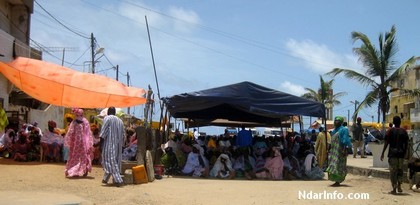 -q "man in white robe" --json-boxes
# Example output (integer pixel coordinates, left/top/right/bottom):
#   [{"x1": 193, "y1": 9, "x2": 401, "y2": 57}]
[{"x1": 100, "y1": 107, "x2": 125, "y2": 187}]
